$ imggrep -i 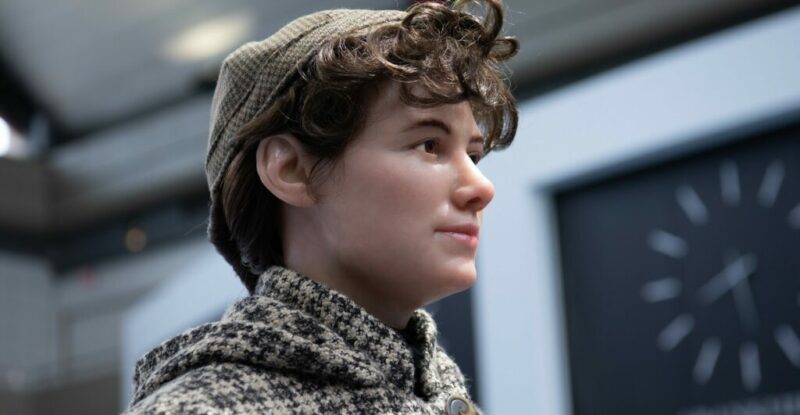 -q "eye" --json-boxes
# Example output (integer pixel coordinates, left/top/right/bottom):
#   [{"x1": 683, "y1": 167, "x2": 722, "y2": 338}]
[{"x1": 414, "y1": 139, "x2": 440, "y2": 155}]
